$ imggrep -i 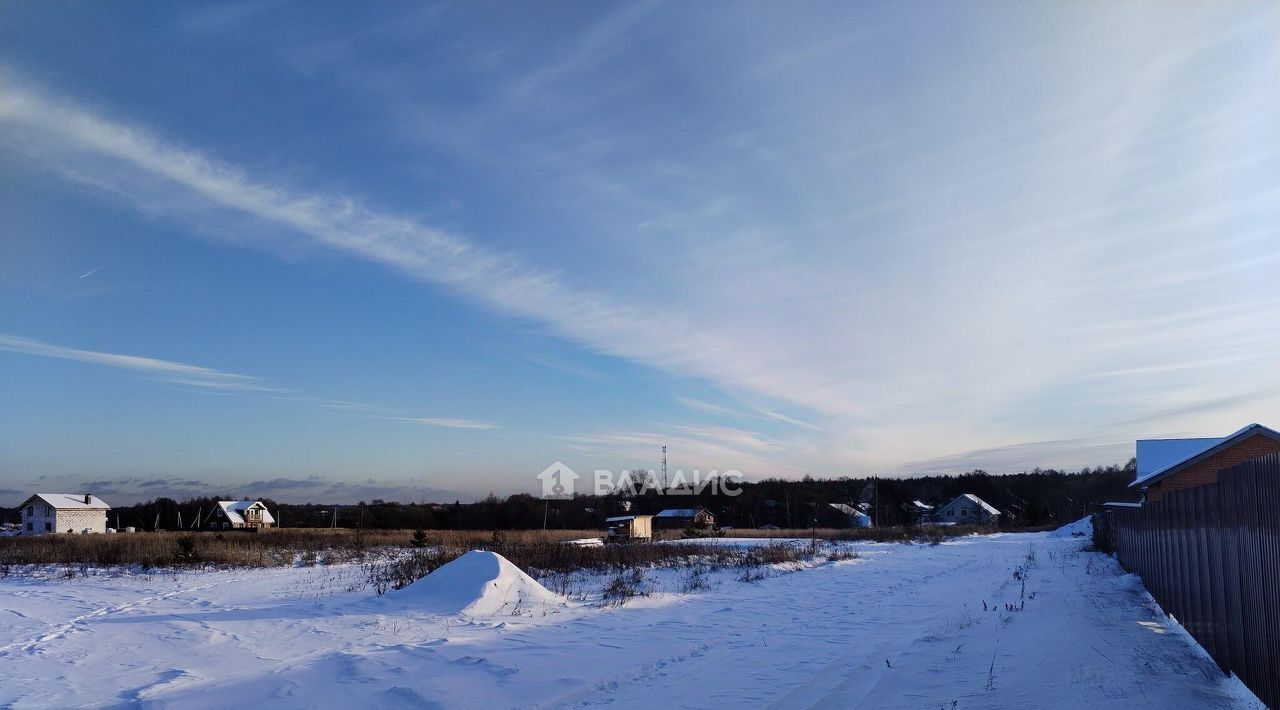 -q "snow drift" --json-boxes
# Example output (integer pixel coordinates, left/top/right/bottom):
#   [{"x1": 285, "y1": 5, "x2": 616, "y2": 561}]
[
  {"x1": 1048, "y1": 516, "x2": 1093, "y2": 538},
  {"x1": 394, "y1": 550, "x2": 564, "y2": 617}
]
